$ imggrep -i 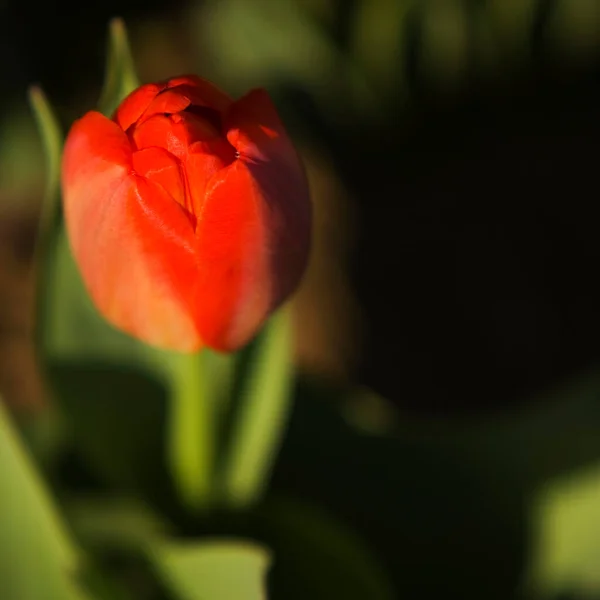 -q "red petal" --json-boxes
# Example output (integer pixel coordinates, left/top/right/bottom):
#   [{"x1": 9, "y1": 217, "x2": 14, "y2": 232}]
[
  {"x1": 185, "y1": 139, "x2": 236, "y2": 216},
  {"x1": 193, "y1": 148, "x2": 311, "y2": 351},
  {"x1": 137, "y1": 89, "x2": 192, "y2": 123},
  {"x1": 132, "y1": 147, "x2": 188, "y2": 214},
  {"x1": 131, "y1": 113, "x2": 221, "y2": 159},
  {"x1": 114, "y1": 83, "x2": 164, "y2": 130},
  {"x1": 62, "y1": 111, "x2": 202, "y2": 351},
  {"x1": 225, "y1": 89, "x2": 299, "y2": 170}
]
